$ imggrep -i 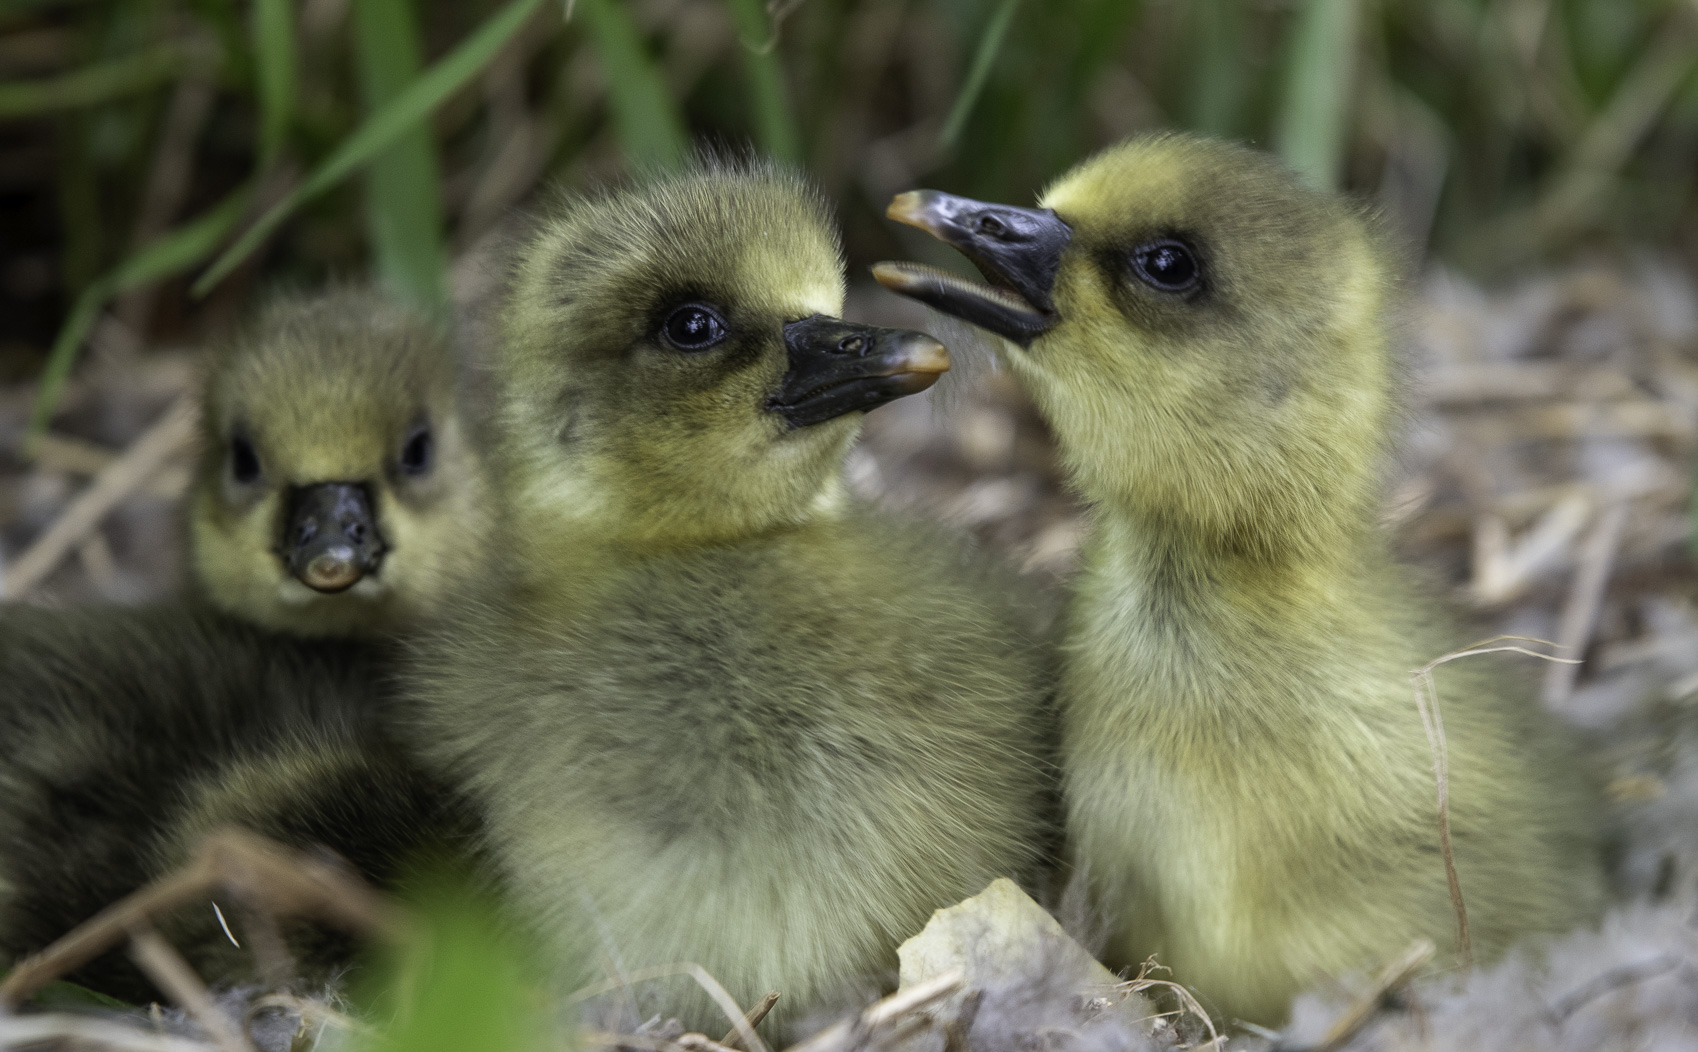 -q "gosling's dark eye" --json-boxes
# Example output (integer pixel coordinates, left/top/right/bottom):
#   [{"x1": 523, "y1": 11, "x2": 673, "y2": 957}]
[
  {"x1": 229, "y1": 434, "x2": 260, "y2": 484},
  {"x1": 661, "y1": 303, "x2": 728, "y2": 351},
  {"x1": 1131, "y1": 239, "x2": 1200, "y2": 293},
  {"x1": 400, "y1": 421, "x2": 433, "y2": 476}
]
